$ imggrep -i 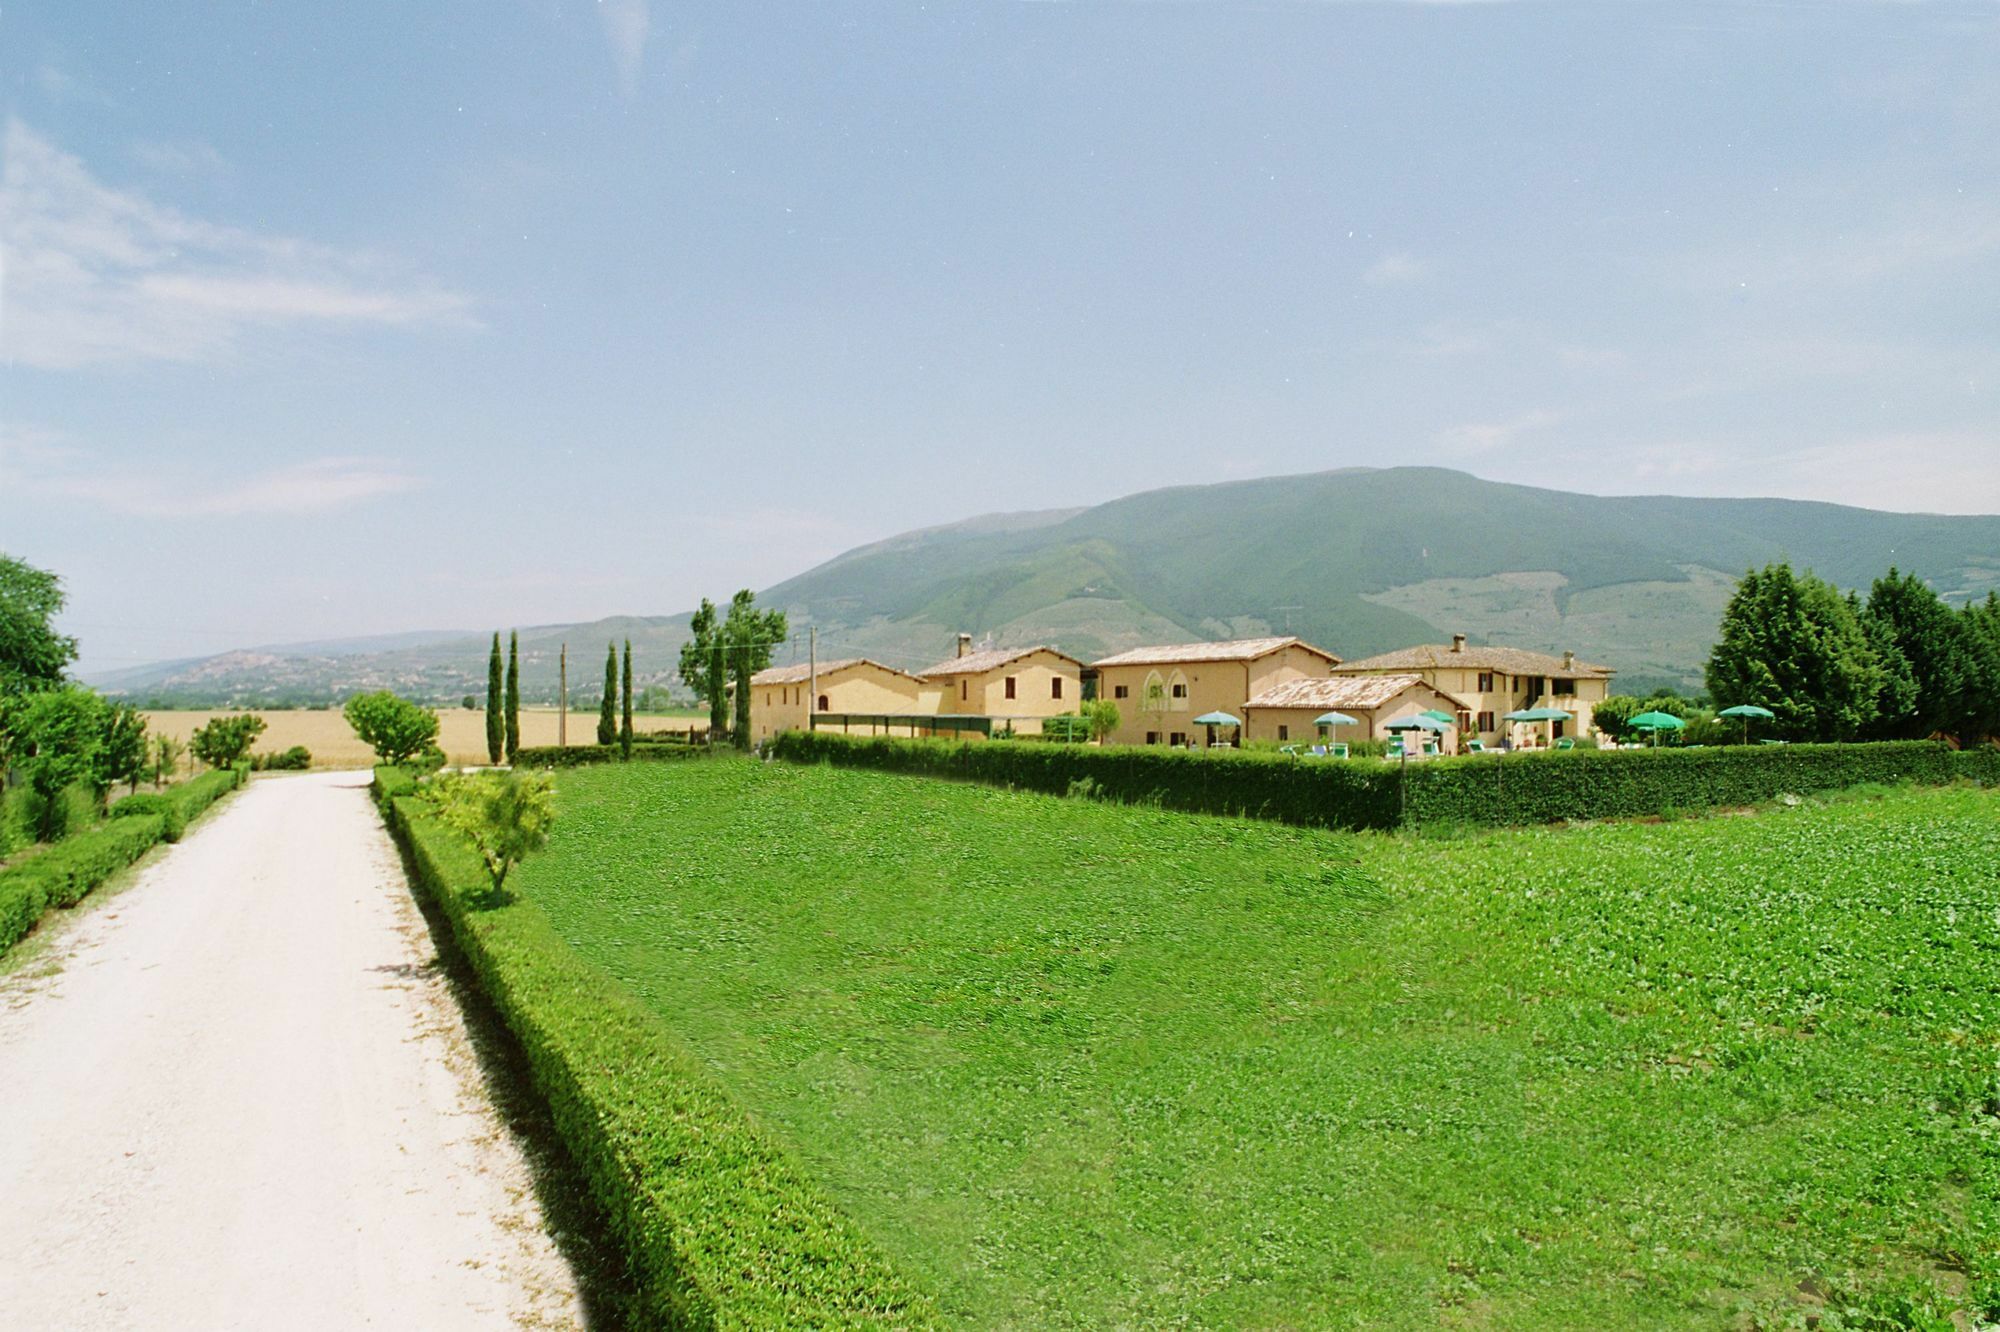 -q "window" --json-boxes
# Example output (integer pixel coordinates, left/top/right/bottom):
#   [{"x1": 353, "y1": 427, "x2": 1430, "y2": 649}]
[
  {"x1": 1552, "y1": 678, "x2": 1575, "y2": 696},
  {"x1": 1477, "y1": 710, "x2": 1495, "y2": 732},
  {"x1": 1457, "y1": 712, "x2": 1473, "y2": 735},
  {"x1": 1051, "y1": 677, "x2": 1063, "y2": 700},
  {"x1": 1277, "y1": 724, "x2": 1289, "y2": 741},
  {"x1": 817, "y1": 694, "x2": 829, "y2": 712},
  {"x1": 1170, "y1": 731, "x2": 1188, "y2": 747},
  {"x1": 1477, "y1": 671, "x2": 1494, "y2": 692},
  {"x1": 1113, "y1": 684, "x2": 1129, "y2": 700},
  {"x1": 1004, "y1": 676, "x2": 1017, "y2": 700},
  {"x1": 960, "y1": 680, "x2": 967, "y2": 702},
  {"x1": 1170, "y1": 681, "x2": 1188, "y2": 699},
  {"x1": 1167, "y1": 670, "x2": 1190, "y2": 710},
  {"x1": 1146, "y1": 730, "x2": 1162, "y2": 745}
]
